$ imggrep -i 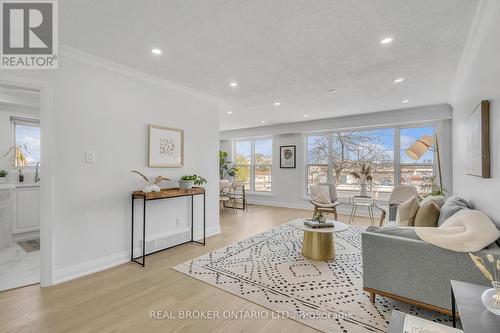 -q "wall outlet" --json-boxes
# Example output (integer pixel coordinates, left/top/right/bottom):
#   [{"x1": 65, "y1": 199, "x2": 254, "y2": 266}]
[{"x1": 85, "y1": 151, "x2": 96, "y2": 163}]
